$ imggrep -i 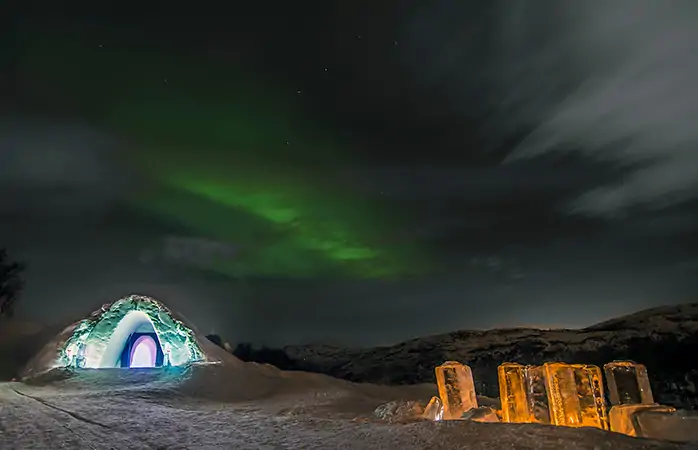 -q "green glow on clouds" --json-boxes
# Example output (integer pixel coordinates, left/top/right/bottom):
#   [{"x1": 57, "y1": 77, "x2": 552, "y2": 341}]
[{"x1": 18, "y1": 29, "x2": 428, "y2": 279}]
